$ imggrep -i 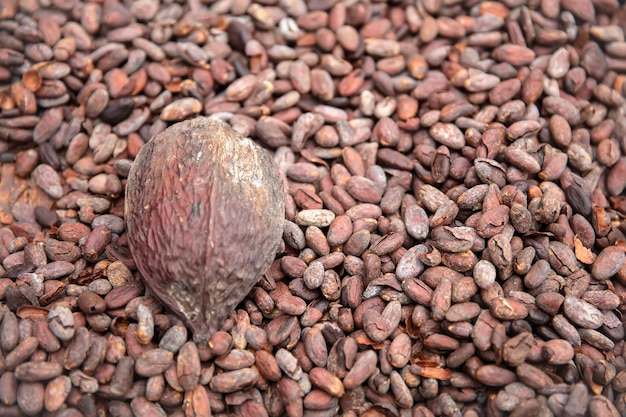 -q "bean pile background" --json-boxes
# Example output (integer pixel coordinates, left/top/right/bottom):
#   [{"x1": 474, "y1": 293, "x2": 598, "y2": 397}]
[{"x1": 1, "y1": 0, "x2": 626, "y2": 416}]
